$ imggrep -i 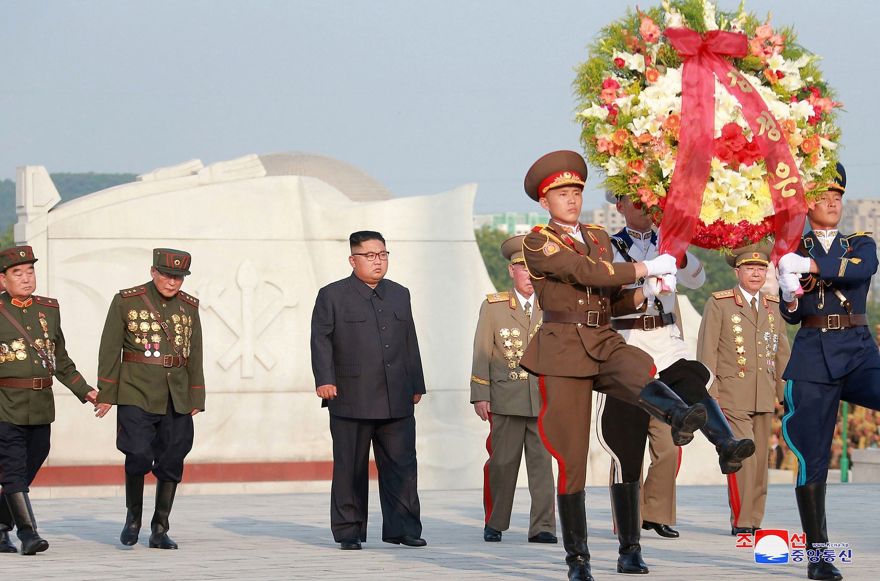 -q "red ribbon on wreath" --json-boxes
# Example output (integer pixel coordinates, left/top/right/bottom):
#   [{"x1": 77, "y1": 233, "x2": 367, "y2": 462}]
[{"x1": 658, "y1": 27, "x2": 806, "y2": 264}]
